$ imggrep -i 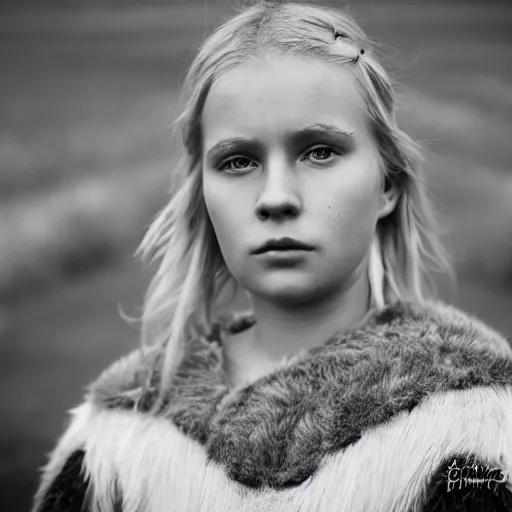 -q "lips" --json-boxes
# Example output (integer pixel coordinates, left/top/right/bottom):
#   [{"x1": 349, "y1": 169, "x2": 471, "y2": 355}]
[{"x1": 252, "y1": 237, "x2": 315, "y2": 255}]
